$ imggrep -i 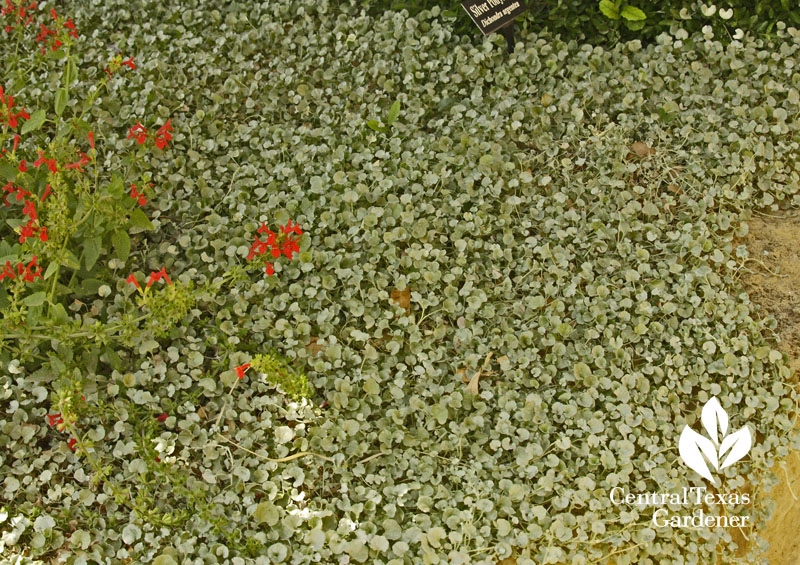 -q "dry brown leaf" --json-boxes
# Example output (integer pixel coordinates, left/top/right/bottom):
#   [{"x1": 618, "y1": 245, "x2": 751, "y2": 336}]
[
  {"x1": 667, "y1": 166, "x2": 683, "y2": 179},
  {"x1": 307, "y1": 336, "x2": 325, "y2": 356},
  {"x1": 666, "y1": 184, "x2": 683, "y2": 195},
  {"x1": 497, "y1": 558, "x2": 517, "y2": 565},
  {"x1": 466, "y1": 352, "x2": 494, "y2": 395},
  {"x1": 497, "y1": 355, "x2": 510, "y2": 371},
  {"x1": 631, "y1": 141, "x2": 656, "y2": 157},
  {"x1": 456, "y1": 368, "x2": 468, "y2": 383},
  {"x1": 197, "y1": 406, "x2": 208, "y2": 420},
  {"x1": 390, "y1": 288, "x2": 411, "y2": 313}
]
